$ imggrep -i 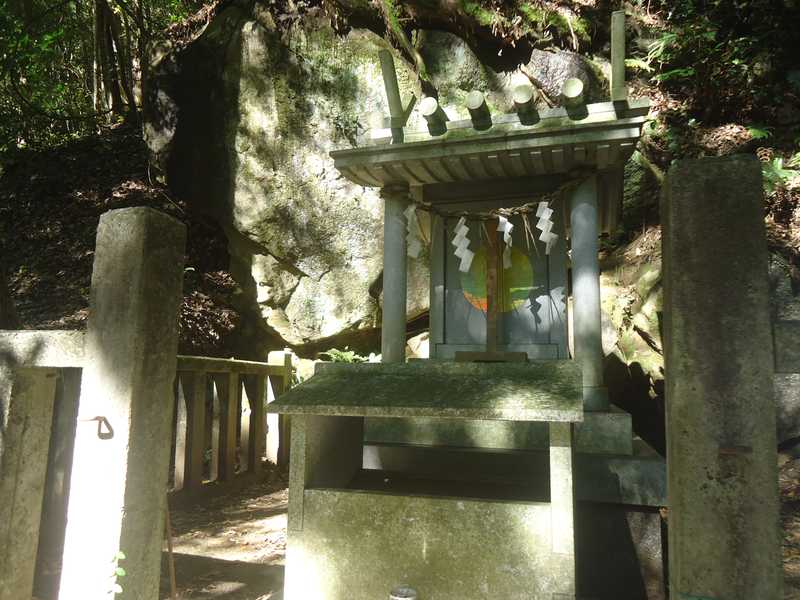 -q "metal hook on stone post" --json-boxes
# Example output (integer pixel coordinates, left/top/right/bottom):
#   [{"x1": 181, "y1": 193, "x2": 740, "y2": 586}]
[
  {"x1": 390, "y1": 585, "x2": 418, "y2": 600},
  {"x1": 78, "y1": 415, "x2": 115, "y2": 440}
]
